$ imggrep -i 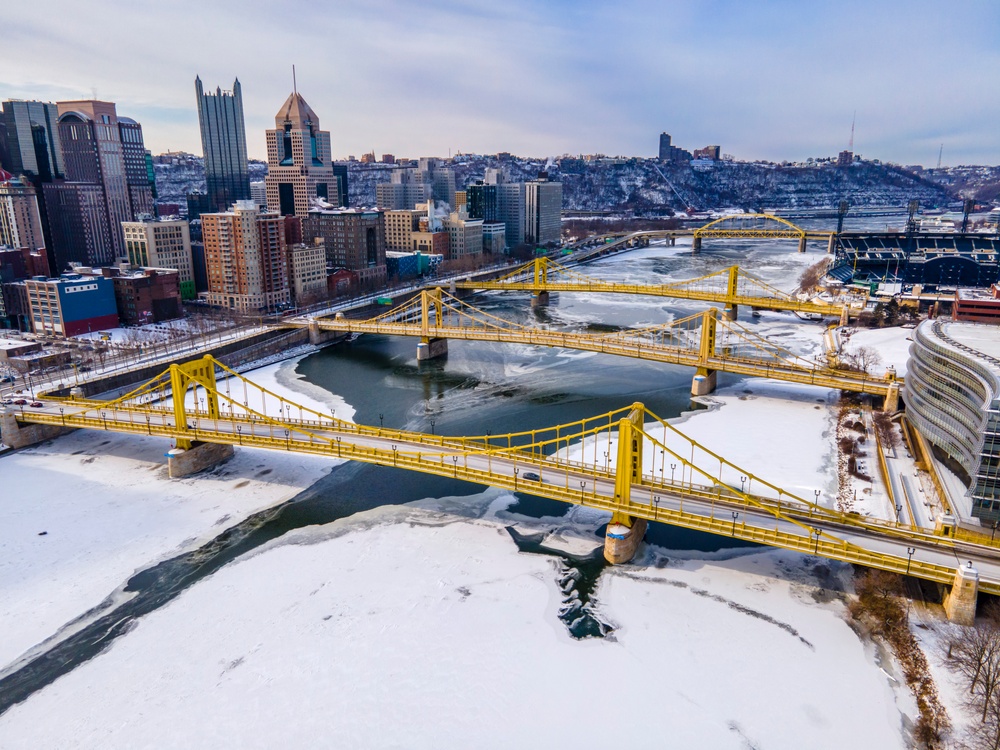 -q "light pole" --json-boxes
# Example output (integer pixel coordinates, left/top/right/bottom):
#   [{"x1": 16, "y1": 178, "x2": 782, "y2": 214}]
[
  {"x1": 740, "y1": 475, "x2": 747, "y2": 494},
  {"x1": 895, "y1": 504, "x2": 902, "y2": 523},
  {"x1": 101, "y1": 411, "x2": 107, "y2": 430},
  {"x1": 513, "y1": 467, "x2": 519, "y2": 490},
  {"x1": 379, "y1": 413, "x2": 384, "y2": 429},
  {"x1": 284, "y1": 428, "x2": 290, "y2": 450},
  {"x1": 237, "y1": 424, "x2": 243, "y2": 445},
  {"x1": 452, "y1": 454, "x2": 458, "y2": 477},
  {"x1": 654, "y1": 495, "x2": 661, "y2": 520},
  {"x1": 731, "y1": 511, "x2": 740, "y2": 536},
  {"x1": 430, "y1": 418, "x2": 436, "y2": 435},
  {"x1": 670, "y1": 463, "x2": 676, "y2": 484},
  {"x1": 813, "y1": 528, "x2": 821, "y2": 555},
  {"x1": 391, "y1": 444, "x2": 398, "y2": 466},
  {"x1": 603, "y1": 450, "x2": 609, "y2": 471},
  {"x1": 59, "y1": 407, "x2": 65, "y2": 426},
  {"x1": 580, "y1": 480, "x2": 587, "y2": 501},
  {"x1": 906, "y1": 547, "x2": 916, "y2": 575},
  {"x1": 335, "y1": 435, "x2": 342, "y2": 456},
  {"x1": 813, "y1": 489, "x2": 821, "y2": 509},
  {"x1": 145, "y1": 414, "x2": 151, "y2": 435}
]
